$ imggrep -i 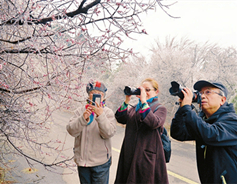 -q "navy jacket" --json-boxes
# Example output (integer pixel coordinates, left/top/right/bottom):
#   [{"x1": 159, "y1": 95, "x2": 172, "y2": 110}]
[{"x1": 171, "y1": 102, "x2": 237, "y2": 184}]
